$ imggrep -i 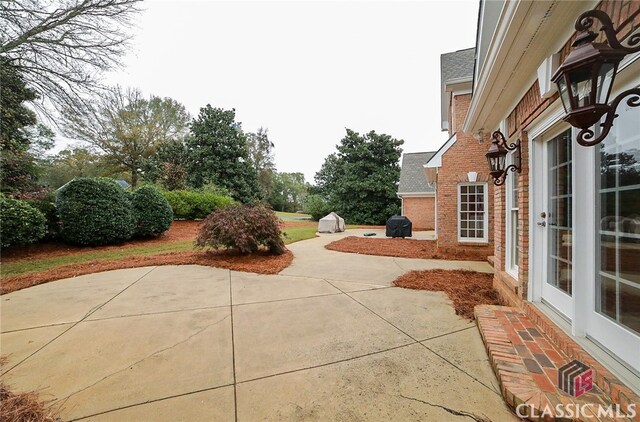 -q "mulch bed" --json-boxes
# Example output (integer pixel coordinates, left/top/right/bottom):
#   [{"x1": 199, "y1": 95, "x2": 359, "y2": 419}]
[
  {"x1": 2, "y1": 220, "x2": 201, "y2": 263},
  {"x1": 325, "y1": 236, "x2": 492, "y2": 261},
  {"x1": 1, "y1": 250, "x2": 293, "y2": 295},
  {"x1": 394, "y1": 269, "x2": 502, "y2": 320}
]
